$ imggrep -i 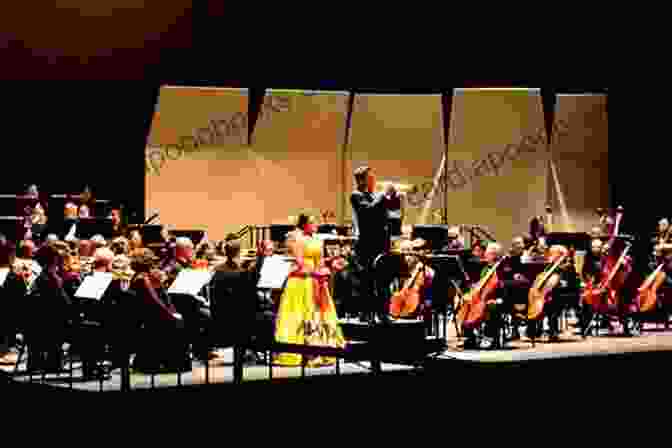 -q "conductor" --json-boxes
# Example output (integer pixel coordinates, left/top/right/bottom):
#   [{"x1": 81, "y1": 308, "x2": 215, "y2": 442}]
[{"x1": 350, "y1": 166, "x2": 393, "y2": 324}]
